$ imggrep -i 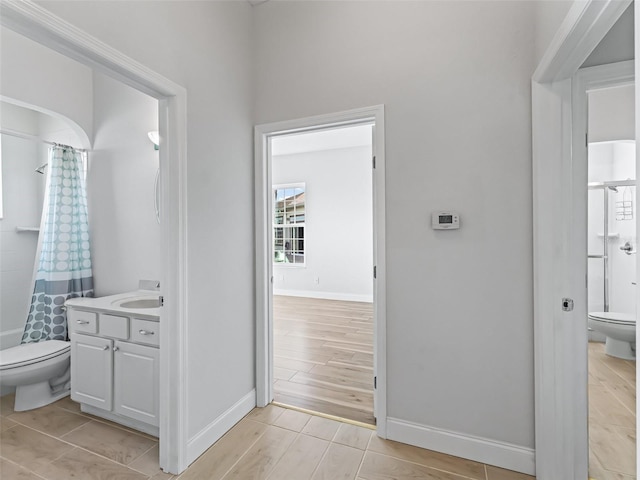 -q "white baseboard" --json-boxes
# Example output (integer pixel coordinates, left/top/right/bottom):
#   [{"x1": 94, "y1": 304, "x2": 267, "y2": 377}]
[
  {"x1": 0, "y1": 328, "x2": 23, "y2": 350},
  {"x1": 274, "y1": 289, "x2": 373, "y2": 303},
  {"x1": 81, "y1": 404, "x2": 159, "y2": 437},
  {"x1": 386, "y1": 417, "x2": 535, "y2": 476},
  {"x1": 186, "y1": 389, "x2": 256, "y2": 467}
]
